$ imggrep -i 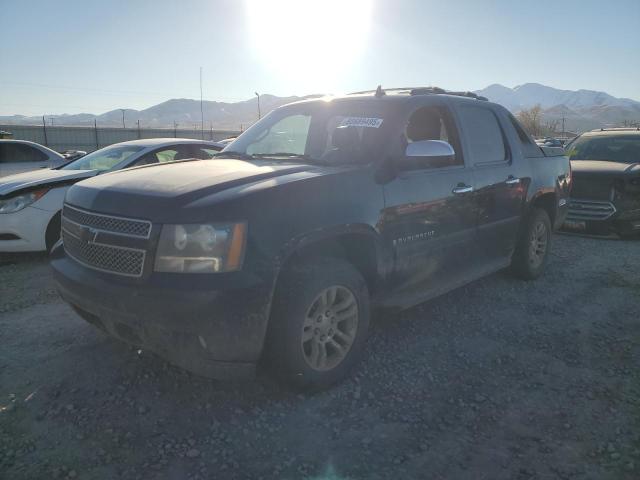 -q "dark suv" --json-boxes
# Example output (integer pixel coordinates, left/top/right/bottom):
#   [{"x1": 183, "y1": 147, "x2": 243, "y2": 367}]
[
  {"x1": 52, "y1": 87, "x2": 571, "y2": 390},
  {"x1": 564, "y1": 128, "x2": 640, "y2": 237}
]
